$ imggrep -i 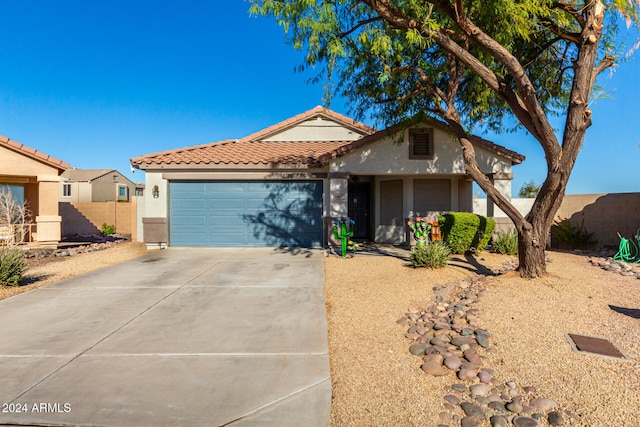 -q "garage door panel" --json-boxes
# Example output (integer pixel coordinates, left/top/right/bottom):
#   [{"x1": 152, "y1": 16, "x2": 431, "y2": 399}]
[
  {"x1": 172, "y1": 198, "x2": 206, "y2": 209},
  {"x1": 206, "y1": 182, "x2": 245, "y2": 192},
  {"x1": 208, "y1": 216, "x2": 243, "y2": 227},
  {"x1": 170, "y1": 181, "x2": 322, "y2": 247},
  {"x1": 172, "y1": 215, "x2": 206, "y2": 226},
  {"x1": 207, "y1": 198, "x2": 246, "y2": 210}
]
